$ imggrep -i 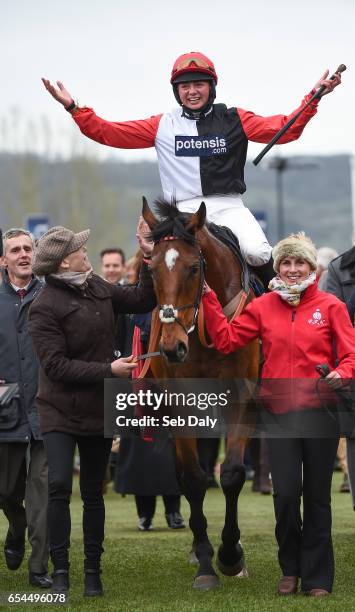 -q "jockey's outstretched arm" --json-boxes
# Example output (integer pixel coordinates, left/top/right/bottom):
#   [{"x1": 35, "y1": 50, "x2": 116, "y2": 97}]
[{"x1": 41, "y1": 77, "x2": 160, "y2": 150}]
